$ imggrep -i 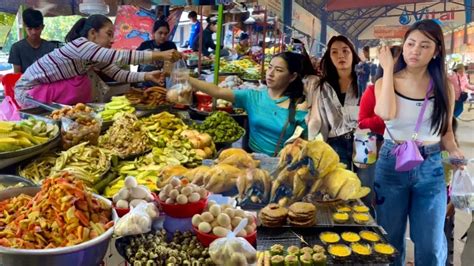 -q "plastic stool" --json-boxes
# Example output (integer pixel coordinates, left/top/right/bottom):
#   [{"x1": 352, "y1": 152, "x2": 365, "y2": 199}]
[{"x1": 1, "y1": 73, "x2": 22, "y2": 108}]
